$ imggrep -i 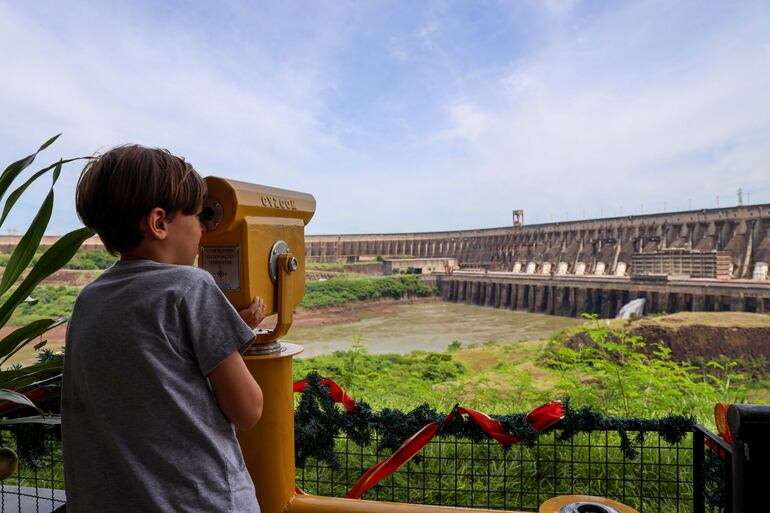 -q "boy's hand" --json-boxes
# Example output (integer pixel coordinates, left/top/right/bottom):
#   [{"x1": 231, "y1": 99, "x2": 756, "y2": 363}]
[{"x1": 239, "y1": 296, "x2": 266, "y2": 329}]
